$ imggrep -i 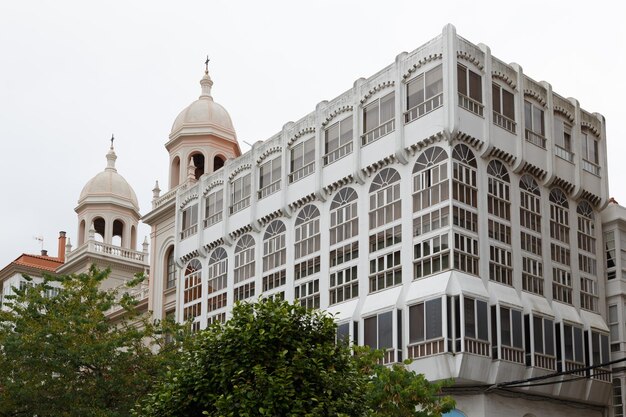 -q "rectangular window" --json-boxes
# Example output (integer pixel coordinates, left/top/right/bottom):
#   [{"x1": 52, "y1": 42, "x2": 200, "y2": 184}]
[
  {"x1": 369, "y1": 250, "x2": 402, "y2": 293},
  {"x1": 230, "y1": 174, "x2": 251, "y2": 214},
  {"x1": 262, "y1": 269, "x2": 286, "y2": 291},
  {"x1": 561, "y1": 324, "x2": 585, "y2": 368},
  {"x1": 409, "y1": 298, "x2": 443, "y2": 343},
  {"x1": 458, "y1": 64, "x2": 483, "y2": 116},
  {"x1": 329, "y1": 265, "x2": 358, "y2": 305},
  {"x1": 453, "y1": 233, "x2": 479, "y2": 276},
  {"x1": 533, "y1": 316, "x2": 555, "y2": 357},
  {"x1": 489, "y1": 245, "x2": 512, "y2": 286},
  {"x1": 609, "y1": 304, "x2": 620, "y2": 352},
  {"x1": 614, "y1": 379, "x2": 624, "y2": 417},
  {"x1": 289, "y1": 137, "x2": 315, "y2": 183},
  {"x1": 497, "y1": 306, "x2": 524, "y2": 363},
  {"x1": 581, "y1": 132, "x2": 599, "y2": 165},
  {"x1": 413, "y1": 233, "x2": 450, "y2": 279},
  {"x1": 414, "y1": 206, "x2": 450, "y2": 237},
  {"x1": 204, "y1": 189, "x2": 223, "y2": 228},
  {"x1": 362, "y1": 92, "x2": 395, "y2": 145},
  {"x1": 294, "y1": 256, "x2": 320, "y2": 281},
  {"x1": 369, "y1": 182, "x2": 401, "y2": 229},
  {"x1": 520, "y1": 190, "x2": 541, "y2": 232},
  {"x1": 554, "y1": 119, "x2": 574, "y2": 162},
  {"x1": 369, "y1": 225, "x2": 401, "y2": 253},
  {"x1": 330, "y1": 199, "x2": 358, "y2": 245},
  {"x1": 522, "y1": 257, "x2": 543, "y2": 296},
  {"x1": 552, "y1": 268, "x2": 572, "y2": 304},
  {"x1": 412, "y1": 161, "x2": 449, "y2": 212},
  {"x1": 258, "y1": 156, "x2": 281, "y2": 199},
  {"x1": 452, "y1": 161, "x2": 478, "y2": 207},
  {"x1": 589, "y1": 331, "x2": 610, "y2": 381},
  {"x1": 207, "y1": 292, "x2": 227, "y2": 313},
  {"x1": 364, "y1": 311, "x2": 395, "y2": 363},
  {"x1": 464, "y1": 297, "x2": 489, "y2": 356},
  {"x1": 492, "y1": 84, "x2": 515, "y2": 133},
  {"x1": 166, "y1": 253, "x2": 176, "y2": 290},
  {"x1": 181, "y1": 204, "x2": 198, "y2": 239},
  {"x1": 606, "y1": 230, "x2": 617, "y2": 279},
  {"x1": 489, "y1": 219, "x2": 512, "y2": 245},
  {"x1": 452, "y1": 205, "x2": 477, "y2": 232},
  {"x1": 550, "y1": 243, "x2": 571, "y2": 265},
  {"x1": 324, "y1": 116, "x2": 353, "y2": 165},
  {"x1": 294, "y1": 279, "x2": 320, "y2": 310},
  {"x1": 580, "y1": 277, "x2": 598, "y2": 312},
  {"x1": 234, "y1": 282, "x2": 255, "y2": 302},
  {"x1": 524, "y1": 100, "x2": 546, "y2": 148},
  {"x1": 406, "y1": 65, "x2": 443, "y2": 123},
  {"x1": 329, "y1": 241, "x2": 359, "y2": 267}
]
